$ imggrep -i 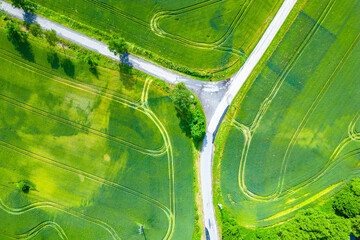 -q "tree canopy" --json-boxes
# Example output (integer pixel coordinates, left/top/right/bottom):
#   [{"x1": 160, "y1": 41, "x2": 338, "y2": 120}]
[
  {"x1": 279, "y1": 209, "x2": 351, "y2": 240},
  {"x1": 108, "y1": 35, "x2": 128, "y2": 57},
  {"x1": 11, "y1": 0, "x2": 38, "y2": 13},
  {"x1": 44, "y1": 29, "x2": 59, "y2": 47},
  {"x1": 333, "y1": 179, "x2": 360, "y2": 218},
  {"x1": 170, "y1": 83, "x2": 206, "y2": 143},
  {"x1": 6, "y1": 21, "x2": 28, "y2": 40}
]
